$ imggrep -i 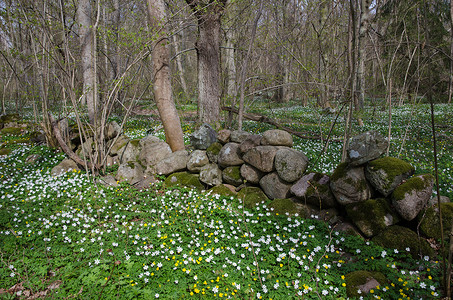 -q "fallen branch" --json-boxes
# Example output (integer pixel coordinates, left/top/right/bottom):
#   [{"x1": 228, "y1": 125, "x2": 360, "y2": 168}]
[
  {"x1": 222, "y1": 106, "x2": 341, "y2": 141},
  {"x1": 49, "y1": 114, "x2": 98, "y2": 171}
]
